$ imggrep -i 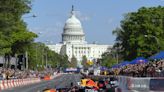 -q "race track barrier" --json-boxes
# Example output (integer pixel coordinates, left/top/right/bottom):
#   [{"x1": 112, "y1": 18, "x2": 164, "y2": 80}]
[
  {"x1": 50, "y1": 73, "x2": 62, "y2": 80},
  {"x1": 0, "y1": 78, "x2": 41, "y2": 91},
  {"x1": 0, "y1": 73, "x2": 62, "y2": 91},
  {"x1": 117, "y1": 76, "x2": 164, "y2": 92}
]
